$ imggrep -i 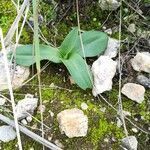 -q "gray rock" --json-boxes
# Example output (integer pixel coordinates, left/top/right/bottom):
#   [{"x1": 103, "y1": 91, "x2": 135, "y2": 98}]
[
  {"x1": 0, "y1": 51, "x2": 30, "y2": 91},
  {"x1": 15, "y1": 94, "x2": 38, "y2": 120},
  {"x1": 0, "y1": 125, "x2": 16, "y2": 142},
  {"x1": 99, "y1": 0, "x2": 120, "y2": 11},
  {"x1": 57, "y1": 108, "x2": 88, "y2": 138},
  {"x1": 136, "y1": 75, "x2": 150, "y2": 88},
  {"x1": 104, "y1": 38, "x2": 120, "y2": 58},
  {"x1": 121, "y1": 83, "x2": 145, "y2": 103},
  {"x1": 92, "y1": 56, "x2": 117, "y2": 96},
  {"x1": 131, "y1": 52, "x2": 150, "y2": 73},
  {"x1": 121, "y1": 136, "x2": 138, "y2": 150}
]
